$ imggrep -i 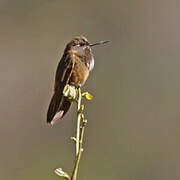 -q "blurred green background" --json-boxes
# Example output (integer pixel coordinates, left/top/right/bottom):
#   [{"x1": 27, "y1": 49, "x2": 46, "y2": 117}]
[{"x1": 1, "y1": 0, "x2": 180, "y2": 179}]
